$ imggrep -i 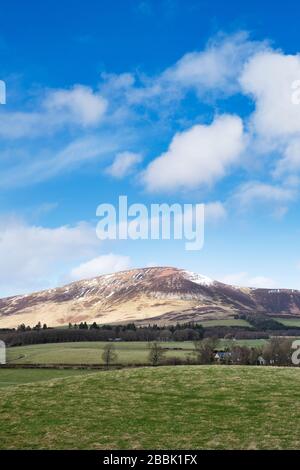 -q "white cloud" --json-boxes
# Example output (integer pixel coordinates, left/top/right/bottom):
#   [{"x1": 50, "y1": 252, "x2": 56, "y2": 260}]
[
  {"x1": 240, "y1": 51, "x2": 300, "y2": 139},
  {"x1": 205, "y1": 202, "x2": 227, "y2": 222},
  {"x1": 240, "y1": 50, "x2": 300, "y2": 179},
  {"x1": 106, "y1": 151, "x2": 142, "y2": 179},
  {"x1": 232, "y1": 181, "x2": 296, "y2": 208},
  {"x1": 273, "y1": 138, "x2": 300, "y2": 177},
  {"x1": 0, "y1": 111, "x2": 42, "y2": 139},
  {"x1": 163, "y1": 32, "x2": 265, "y2": 98},
  {"x1": 126, "y1": 33, "x2": 266, "y2": 107},
  {"x1": 69, "y1": 253, "x2": 131, "y2": 281},
  {"x1": 0, "y1": 85, "x2": 107, "y2": 139},
  {"x1": 221, "y1": 272, "x2": 276, "y2": 288},
  {"x1": 44, "y1": 85, "x2": 107, "y2": 126},
  {"x1": 143, "y1": 114, "x2": 245, "y2": 192},
  {"x1": 0, "y1": 218, "x2": 100, "y2": 297}
]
